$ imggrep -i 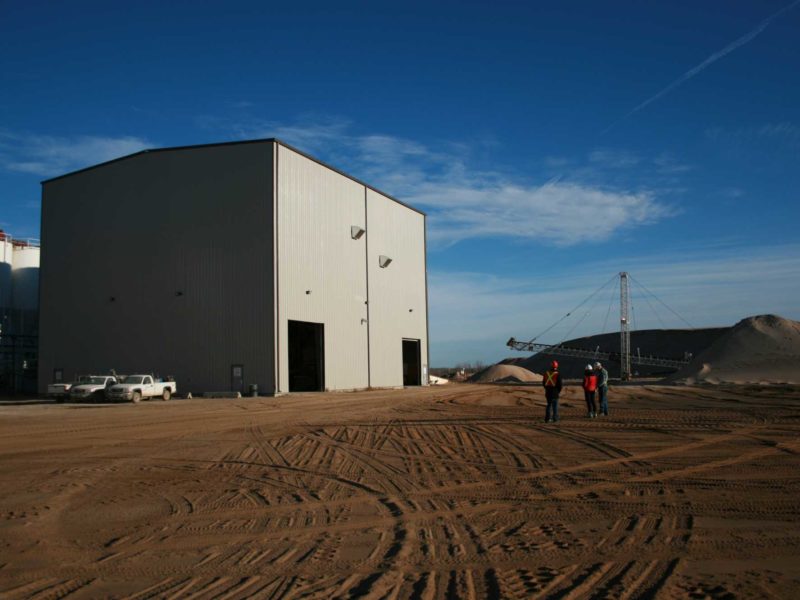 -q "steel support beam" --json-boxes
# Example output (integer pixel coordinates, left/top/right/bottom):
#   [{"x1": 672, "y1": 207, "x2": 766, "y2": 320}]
[
  {"x1": 620, "y1": 272, "x2": 631, "y2": 380},
  {"x1": 505, "y1": 338, "x2": 689, "y2": 370}
]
